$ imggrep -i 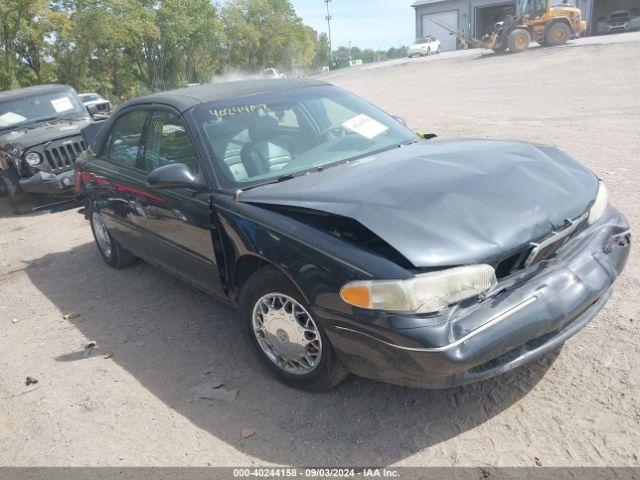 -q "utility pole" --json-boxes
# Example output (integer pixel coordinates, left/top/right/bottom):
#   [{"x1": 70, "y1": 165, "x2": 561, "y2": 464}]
[{"x1": 324, "y1": 0, "x2": 333, "y2": 65}]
